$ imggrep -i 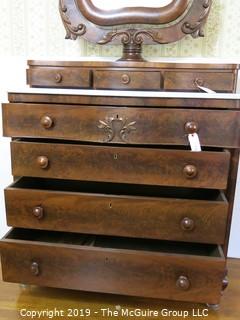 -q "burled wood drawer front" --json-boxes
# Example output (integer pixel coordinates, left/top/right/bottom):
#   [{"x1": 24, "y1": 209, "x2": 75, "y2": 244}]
[
  {"x1": 93, "y1": 70, "x2": 161, "y2": 90},
  {"x1": 5, "y1": 178, "x2": 228, "y2": 244},
  {"x1": 0, "y1": 229, "x2": 225, "y2": 304},
  {"x1": 164, "y1": 71, "x2": 235, "y2": 92},
  {"x1": 11, "y1": 141, "x2": 230, "y2": 189},
  {"x1": 27, "y1": 67, "x2": 91, "y2": 88},
  {"x1": 3, "y1": 104, "x2": 240, "y2": 148}
]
